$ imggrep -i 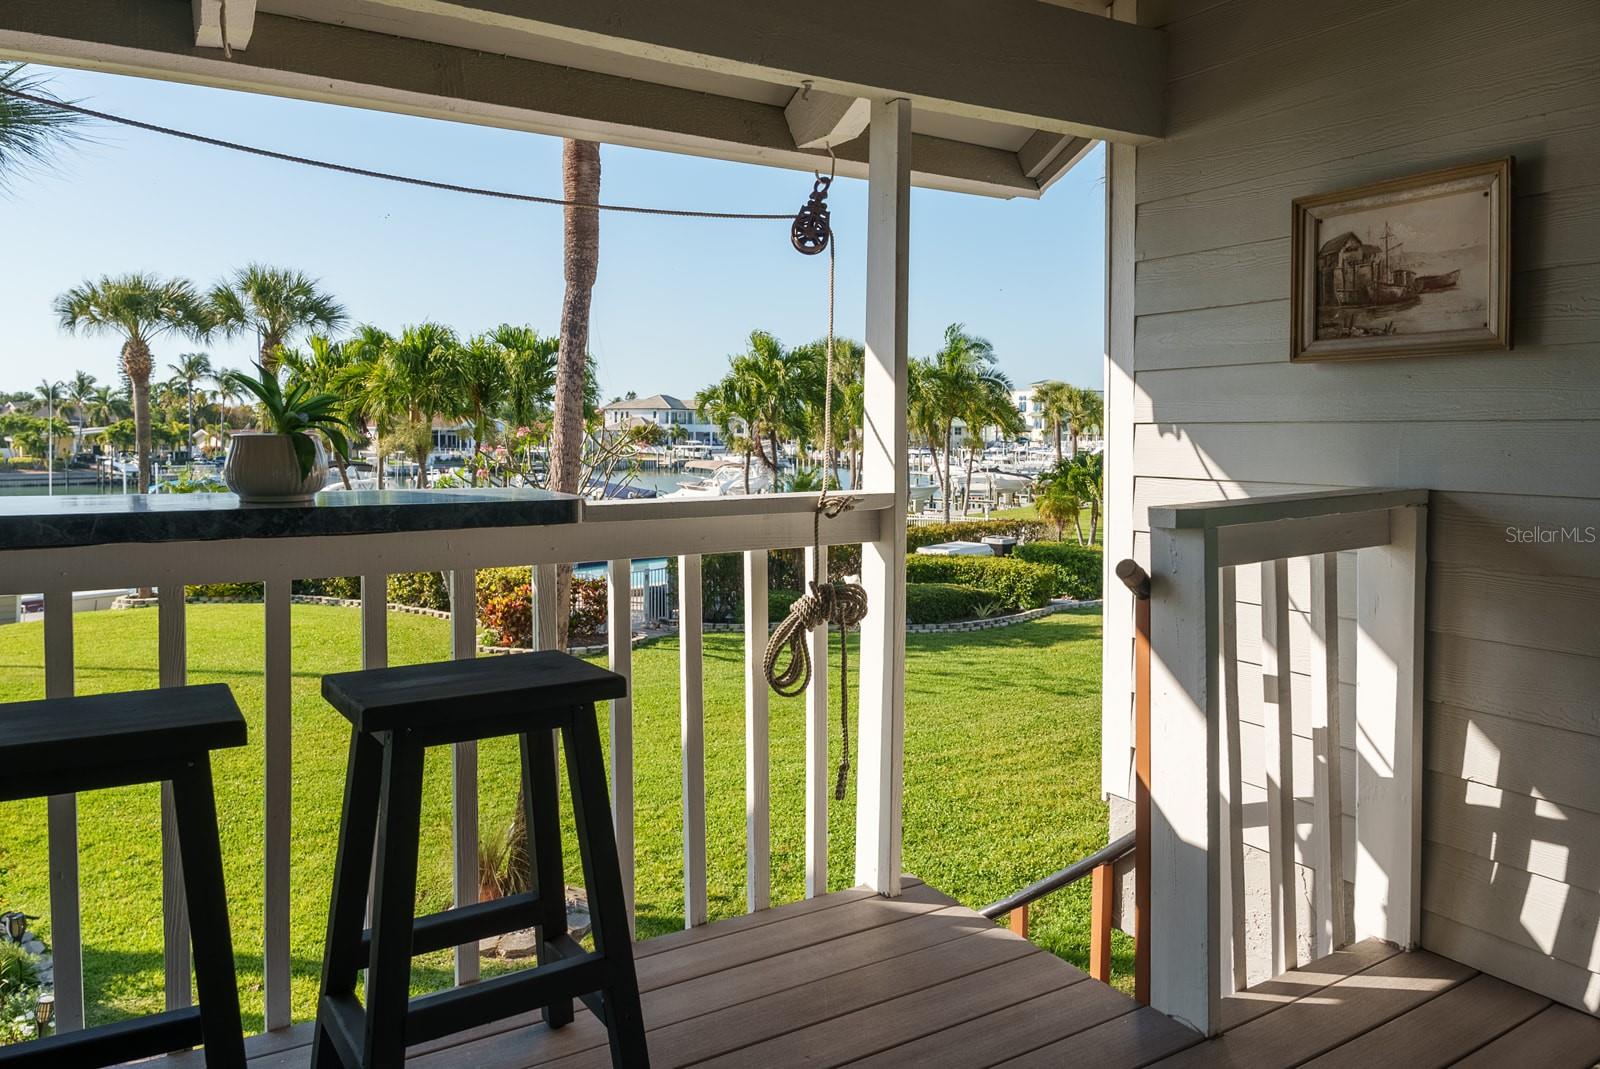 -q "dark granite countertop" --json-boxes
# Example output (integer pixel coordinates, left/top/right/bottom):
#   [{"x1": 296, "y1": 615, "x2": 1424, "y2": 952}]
[{"x1": 0, "y1": 489, "x2": 583, "y2": 551}]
